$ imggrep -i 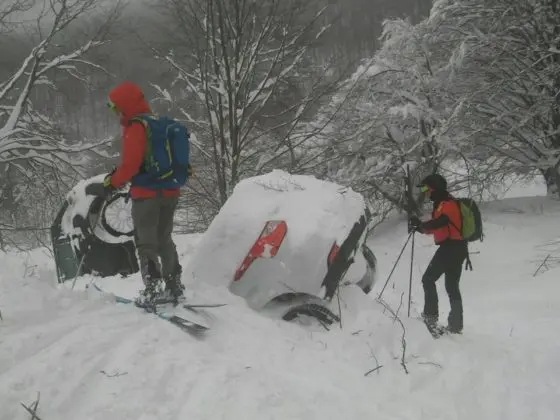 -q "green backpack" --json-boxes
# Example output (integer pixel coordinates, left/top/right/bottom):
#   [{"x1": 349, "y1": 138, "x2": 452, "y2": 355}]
[{"x1": 455, "y1": 198, "x2": 484, "y2": 242}]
